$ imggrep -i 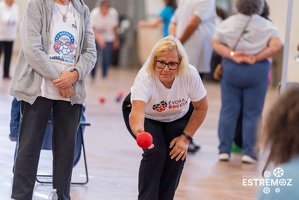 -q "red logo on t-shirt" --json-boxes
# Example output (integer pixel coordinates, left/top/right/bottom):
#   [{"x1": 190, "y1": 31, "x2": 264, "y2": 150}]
[{"x1": 152, "y1": 101, "x2": 167, "y2": 112}]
